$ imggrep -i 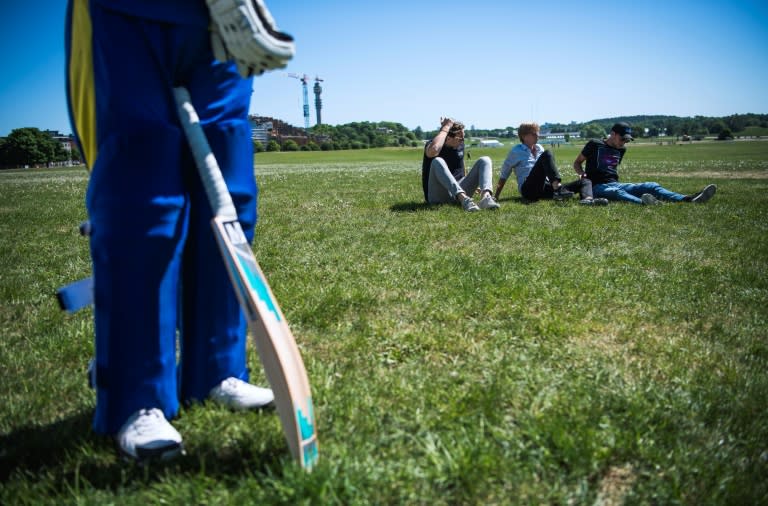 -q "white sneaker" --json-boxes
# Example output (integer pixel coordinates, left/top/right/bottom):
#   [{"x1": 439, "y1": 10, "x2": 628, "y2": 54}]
[
  {"x1": 209, "y1": 377, "x2": 274, "y2": 410},
  {"x1": 462, "y1": 198, "x2": 480, "y2": 212},
  {"x1": 477, "y1": 194, "x2": 500, "y2": 210},
  {"x1": 641, "y1": 193, "x2": 661, "y2": 205},
  {"x1": 116, "y1": 408, "x2": 183, "y2": 462}
]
